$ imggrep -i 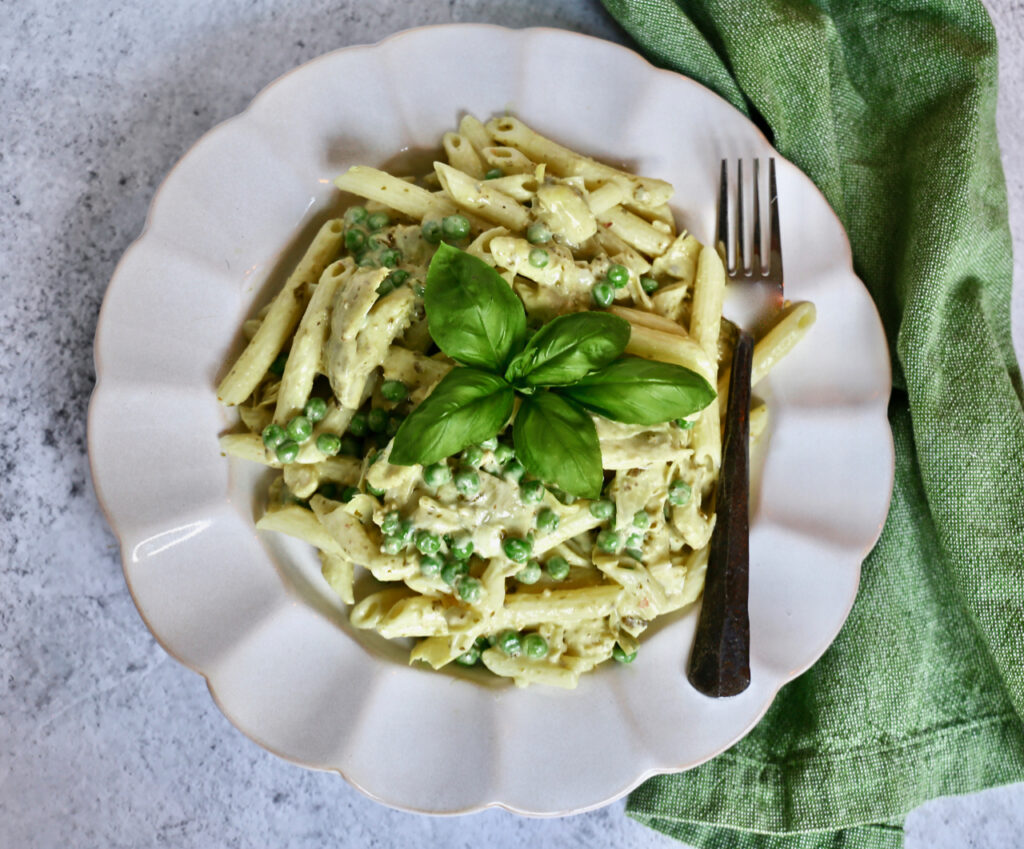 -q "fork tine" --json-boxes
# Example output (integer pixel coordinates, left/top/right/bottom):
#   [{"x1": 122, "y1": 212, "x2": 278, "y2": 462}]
[
  {"x1": 751, "y1": 159, "x2": 762, "y2": 277},
  {"x1": 736, "y1": 160, "x2": 746, "y2": 276},
  {"x1": 768, "y1": 158, "x2": 783, "y2": 283},
  {"x1": 717, "y1": 159, "x2": 729, "y2": 269}
]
